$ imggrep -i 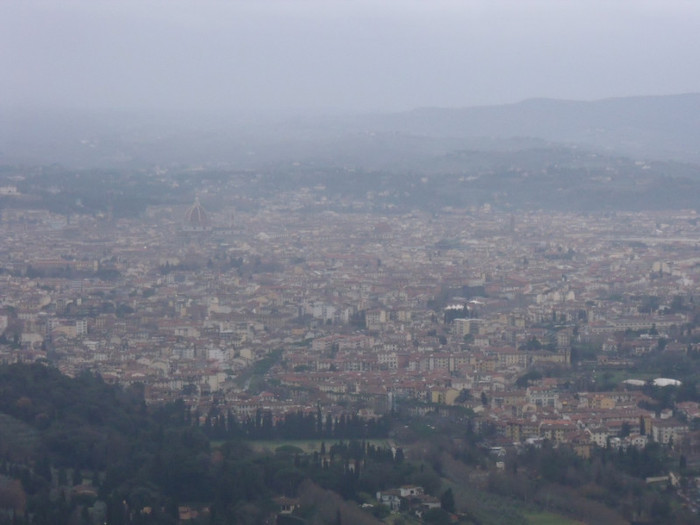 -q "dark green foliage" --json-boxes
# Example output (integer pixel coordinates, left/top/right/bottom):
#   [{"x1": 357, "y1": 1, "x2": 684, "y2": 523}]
[
  {"x1": 485, "y1": 440, "x2": 681, "y2": 523},
  {"x1": 515, "y1": 370, "x2": 542, "y2": 388},
  {"x1": 0, "y1": 364, "x2": 149, "y2": 469},
  {"x1": 0, "y1": 364, "x2": 400, "y2": 524},
  {"x1": 199, "y1": 405, "x2": 390, "y2": 441},
  {"x1": 423, "y1": 508, "x2": 451, "y2": 525},
  {"x1": 440, "y1": 487, "x2": 455, "y2": 513}
]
